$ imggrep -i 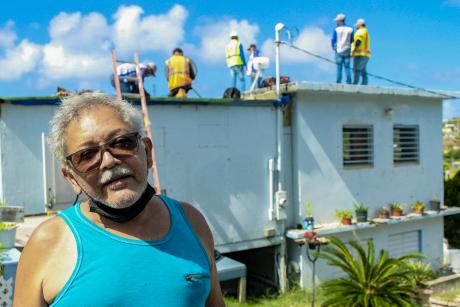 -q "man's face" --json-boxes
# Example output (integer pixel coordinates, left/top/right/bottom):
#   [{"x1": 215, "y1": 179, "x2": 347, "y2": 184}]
[{"x1": 63, "y1": 105, "x2": 151, "y2": 208}]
